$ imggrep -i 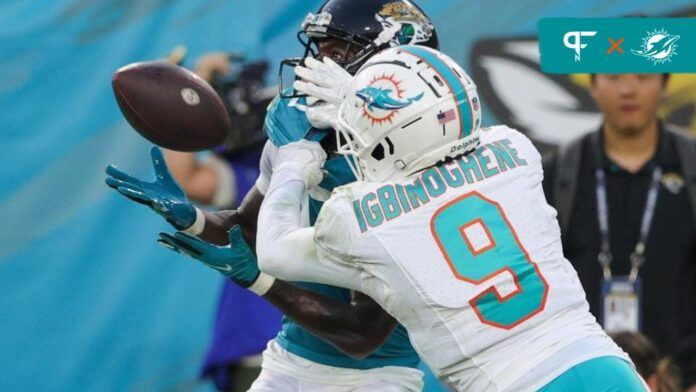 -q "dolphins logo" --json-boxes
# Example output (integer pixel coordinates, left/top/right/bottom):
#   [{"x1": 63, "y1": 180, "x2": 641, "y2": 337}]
[
  {"x1": 632, "y1": 29, "x2": 680, "y2": 65},
  {"x1": 356, "y1": 87, "x2": 424, "y2": 111},
  {"x1": 356, "y1": 73, "x2": 424, "y2": 126}
]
